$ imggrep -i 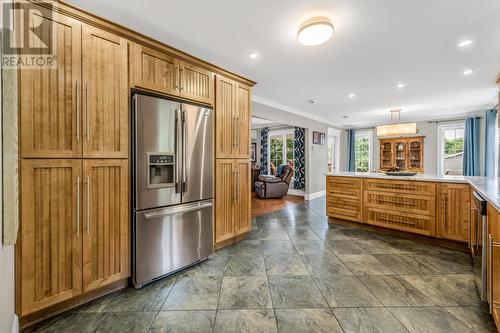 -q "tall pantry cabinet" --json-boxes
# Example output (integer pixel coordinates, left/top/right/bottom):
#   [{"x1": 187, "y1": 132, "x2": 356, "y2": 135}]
[
  {"x1": 17, "y1": 7, "x2": 129, "y2": 316},
  {"x1": 214, "y1": 75, "x2": 252, "y2": 247}
]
